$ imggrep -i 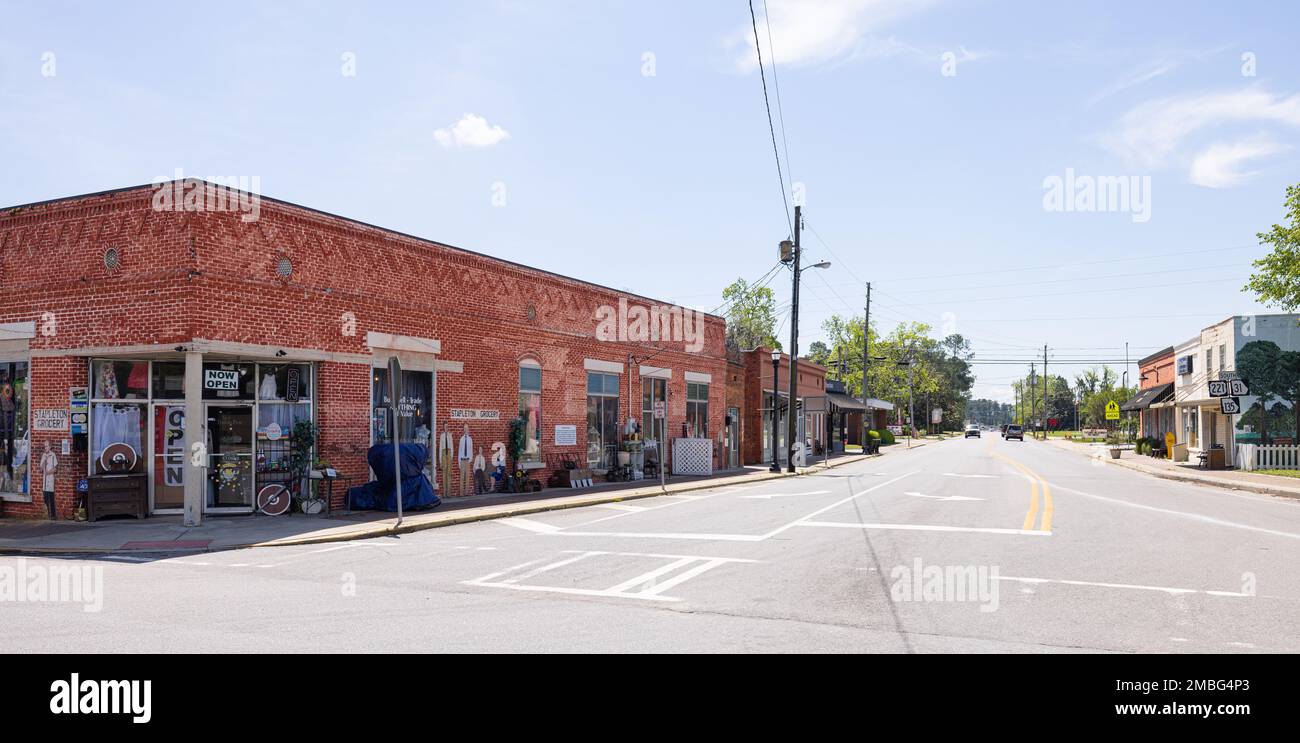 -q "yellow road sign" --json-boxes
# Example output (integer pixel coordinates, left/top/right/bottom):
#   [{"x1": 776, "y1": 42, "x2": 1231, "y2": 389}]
[{"x1": 1105, "y1": 400, "x2": 1120, "y2": 420}]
